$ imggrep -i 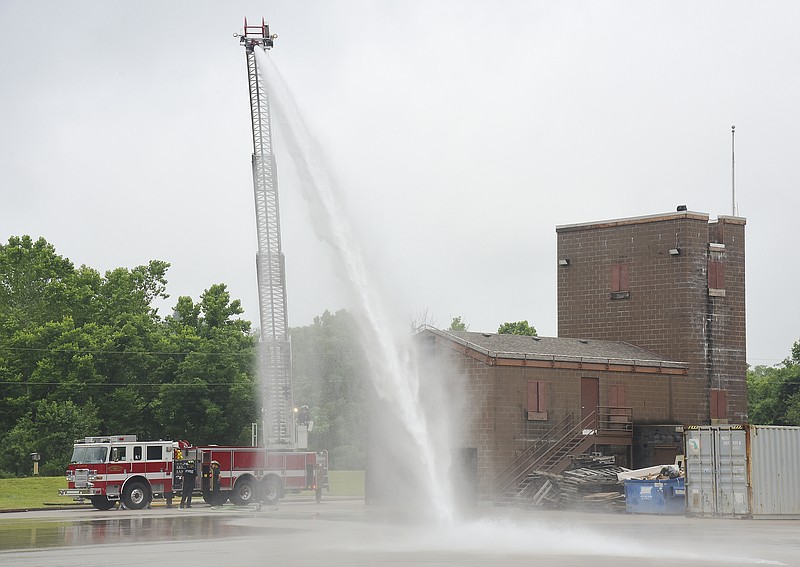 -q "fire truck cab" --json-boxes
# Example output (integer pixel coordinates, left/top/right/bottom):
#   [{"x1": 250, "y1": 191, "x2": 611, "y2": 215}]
[{"x1": 60, "y1": 435, "x2": 175, "y2": 510}]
